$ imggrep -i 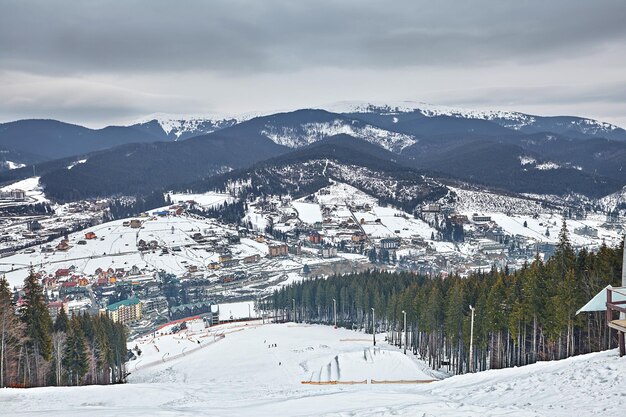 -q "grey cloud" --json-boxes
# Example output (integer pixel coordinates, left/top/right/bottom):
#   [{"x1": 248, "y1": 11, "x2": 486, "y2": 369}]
[{"x1": 1, "y1": 1, "x2": 626, "y2": 75}]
